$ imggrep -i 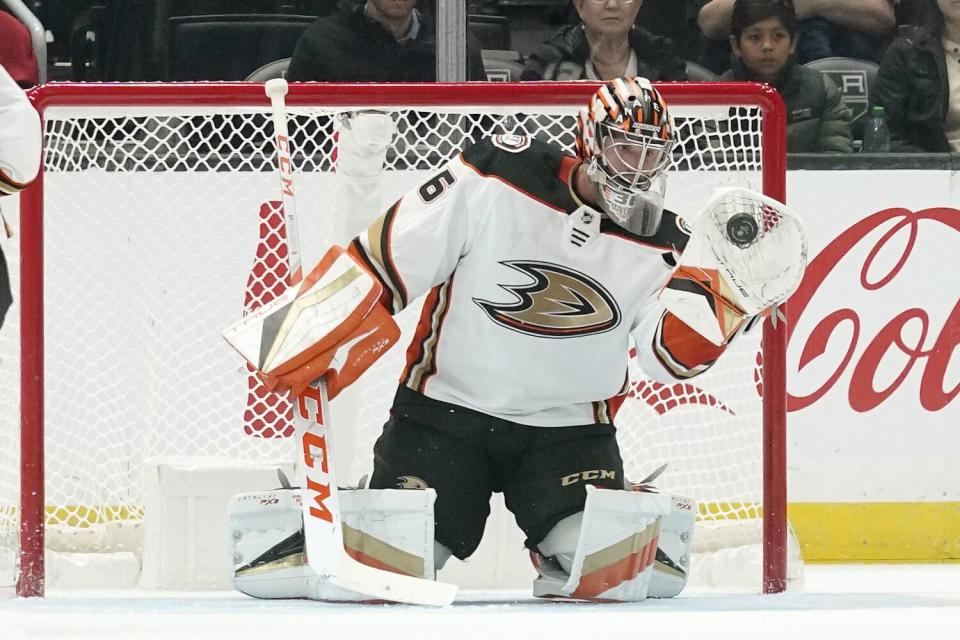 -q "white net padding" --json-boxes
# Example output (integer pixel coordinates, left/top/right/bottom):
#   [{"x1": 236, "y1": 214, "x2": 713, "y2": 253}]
[{"x1": 0, "y1": 85, "x2": 789, "y2": 593}]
